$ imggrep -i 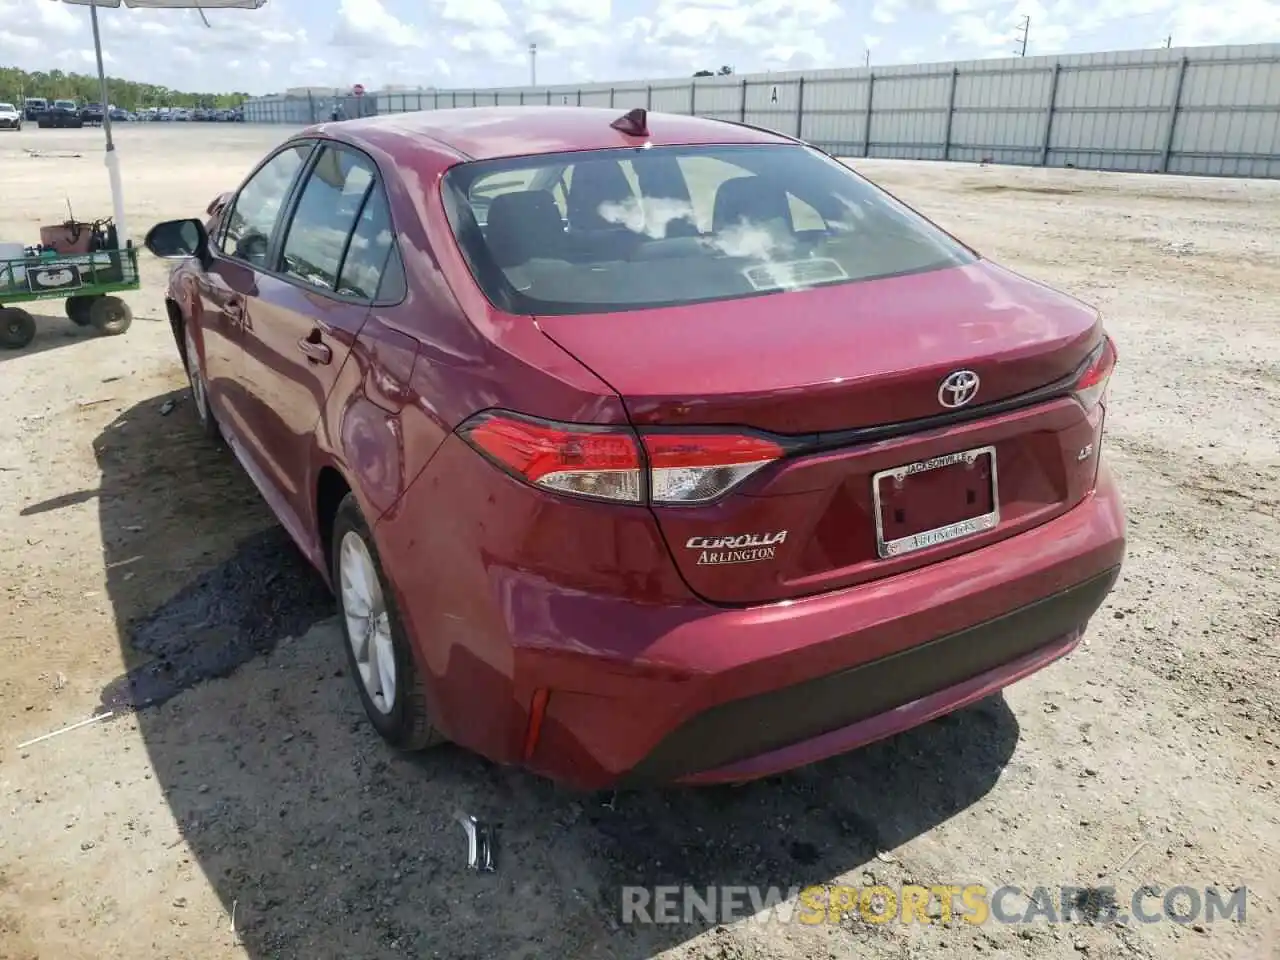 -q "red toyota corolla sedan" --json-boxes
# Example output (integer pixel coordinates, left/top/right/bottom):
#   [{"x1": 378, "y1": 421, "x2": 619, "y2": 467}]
[{"x1": 144, "y1": 107, "x2": 1124, "y2": 789}]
